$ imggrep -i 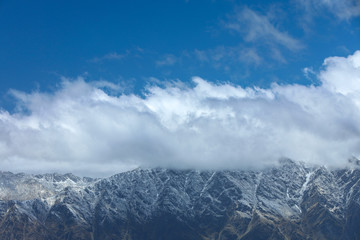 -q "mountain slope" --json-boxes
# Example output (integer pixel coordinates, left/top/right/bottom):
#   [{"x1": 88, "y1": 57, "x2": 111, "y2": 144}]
[{"x1": 0, "y1": 159, "x2": 360, "y2": 240}]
